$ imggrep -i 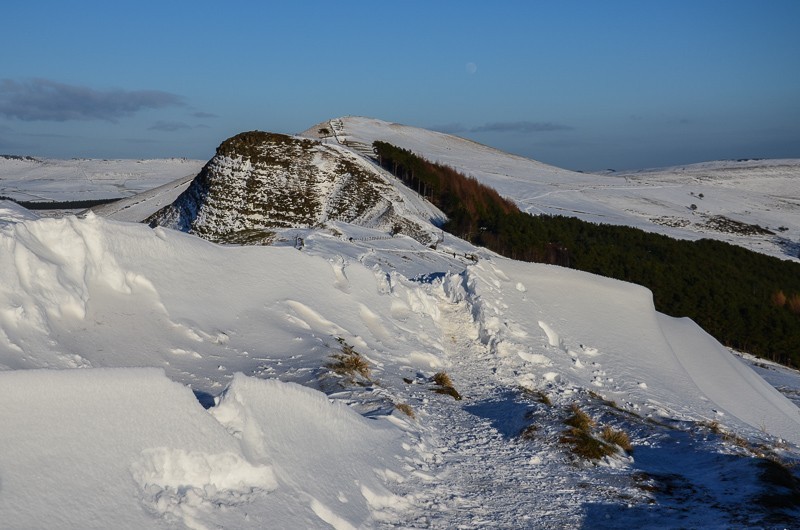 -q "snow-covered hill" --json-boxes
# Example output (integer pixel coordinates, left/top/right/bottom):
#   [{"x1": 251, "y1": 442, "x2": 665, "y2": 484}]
[
  {"x1": 302, "y1": 117, "x2": 800, "y2": 262},
  {"x1": 1, "y1": 124, "x2": 800, "y2": 527},
  {"x1": 146, "y1": 131, "x2": 444, "y2": 245}
]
